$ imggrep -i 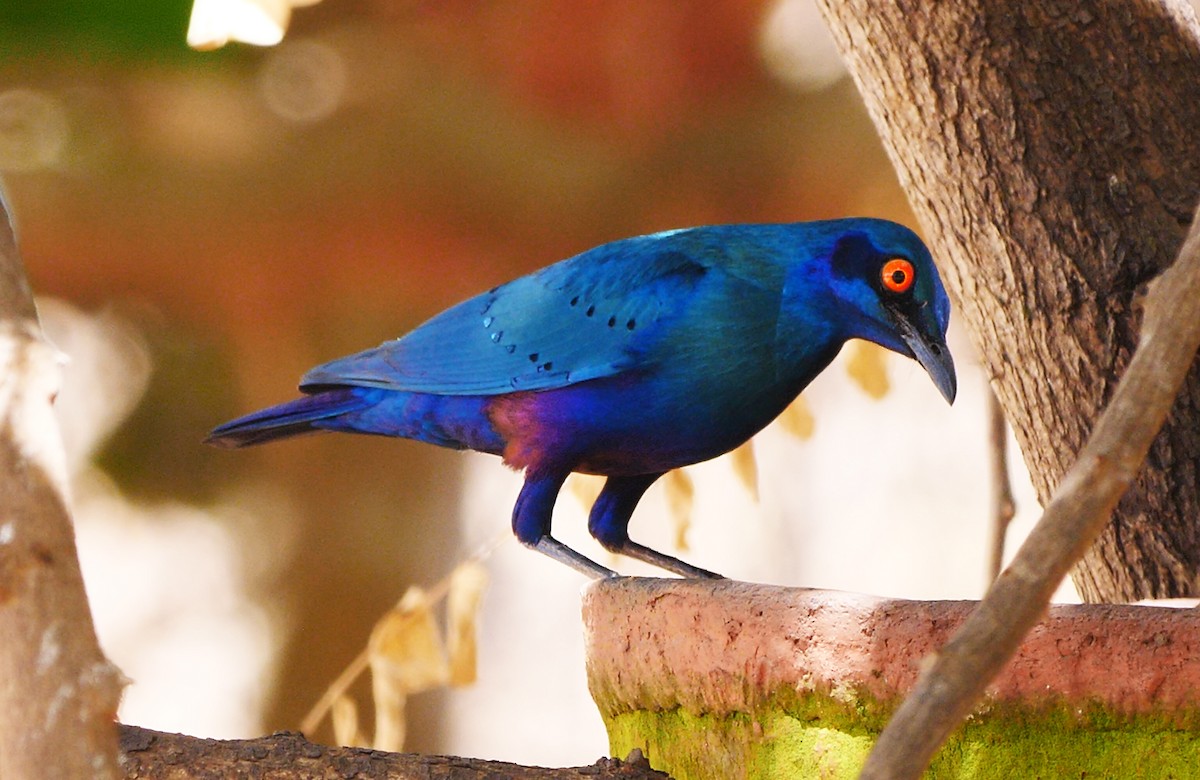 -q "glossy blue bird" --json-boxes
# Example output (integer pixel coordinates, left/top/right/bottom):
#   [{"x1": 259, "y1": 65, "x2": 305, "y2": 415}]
[{"x1": 208, "y1": 219, "x2": 955, "y2": 578}]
